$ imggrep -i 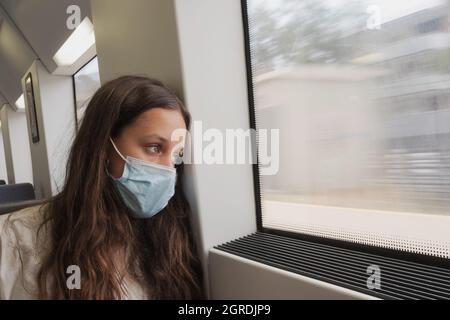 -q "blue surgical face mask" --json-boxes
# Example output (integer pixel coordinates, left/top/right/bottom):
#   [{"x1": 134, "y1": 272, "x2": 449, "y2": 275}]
[{"x1": 108, "y1": 138, "x2": 177, "y2": 219}]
